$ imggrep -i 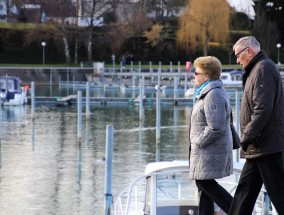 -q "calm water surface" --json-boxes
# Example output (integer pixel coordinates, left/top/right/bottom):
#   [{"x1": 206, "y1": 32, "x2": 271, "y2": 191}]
[
  {"x1": 33, "y1": 84, "x2": 190, "y2": 98},
  {"x1": 0, "y1": 84, "x2": 240, "y2": 215},
  {"x1": 0, "y1": 103, "x2": 192, "y2": 215}
]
